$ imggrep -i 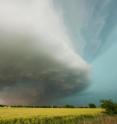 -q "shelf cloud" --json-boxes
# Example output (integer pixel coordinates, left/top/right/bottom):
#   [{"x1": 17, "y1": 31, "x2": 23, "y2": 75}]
[{"x1": 0, "y1": 0, "x2": 89, "y2": 105}]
